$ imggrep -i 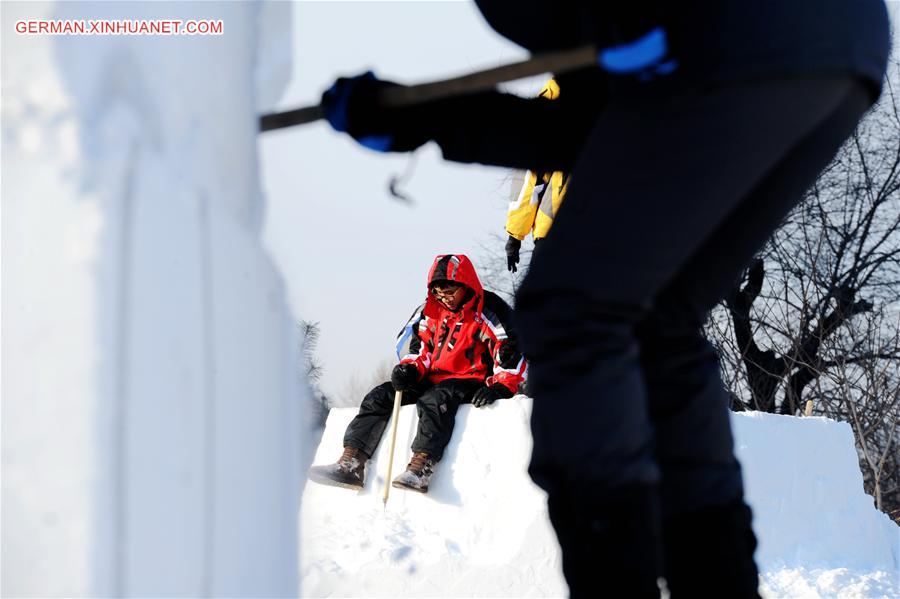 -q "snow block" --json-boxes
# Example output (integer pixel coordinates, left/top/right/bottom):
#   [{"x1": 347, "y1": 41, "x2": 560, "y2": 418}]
[
  {"x1": 302, "y1": 401, "x2": 899, "y2": 597},
  {"x1": 732, "y1": 412, "x2": 899, "y2": 595},
  {"x1": 301, "y1": 397, "x2": 567, "y2": 597}
]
